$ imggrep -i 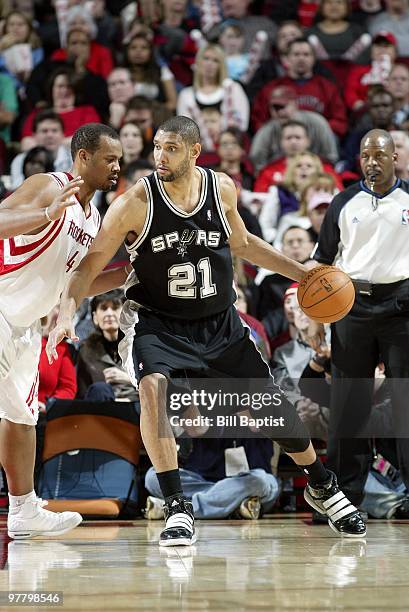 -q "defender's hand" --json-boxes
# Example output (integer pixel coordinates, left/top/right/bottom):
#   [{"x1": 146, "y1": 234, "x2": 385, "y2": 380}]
[
  {"x1": 46, "y1": 322, "x2": 79, "y2": 364},
  {"x1": 46, "y1": 176, "x2": 84, "y2": 221}
]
